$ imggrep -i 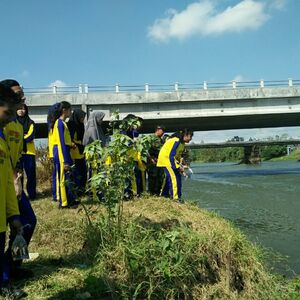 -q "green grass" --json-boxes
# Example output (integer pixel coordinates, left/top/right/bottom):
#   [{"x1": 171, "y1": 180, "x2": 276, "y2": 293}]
[
  {"x1": 268, "y1": 149, "x2": 300, "y2": 162},
  {"x1": 15, "y1": 195, "x2": 299, "y2": 299}
]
